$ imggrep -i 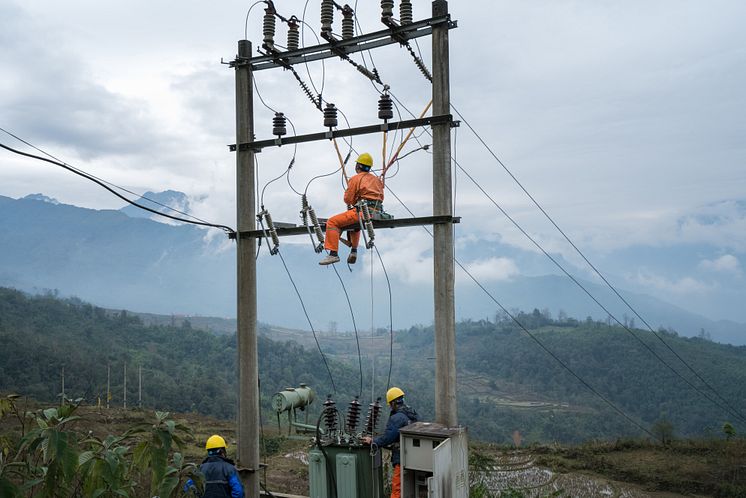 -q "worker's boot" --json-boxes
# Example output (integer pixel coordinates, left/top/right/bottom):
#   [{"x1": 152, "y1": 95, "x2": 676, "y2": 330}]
[
  {"x1": 347, "y1": 250, "x2": 357, "y2": 265},
  {"x1": 319, "y1": 252, "x2": 340, "y2": 265}
]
